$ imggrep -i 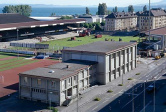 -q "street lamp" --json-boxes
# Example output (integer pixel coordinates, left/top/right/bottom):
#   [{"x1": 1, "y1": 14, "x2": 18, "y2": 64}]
[
  {"x1": 153, "y1": 76, "x2": 157, "y2": 112},
  {"x1": 17, "y1": 29, "x2": 19, "y2": 58},
  {"x1": 49, "y1": 92, "x2": 53, "y2": 109}
]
